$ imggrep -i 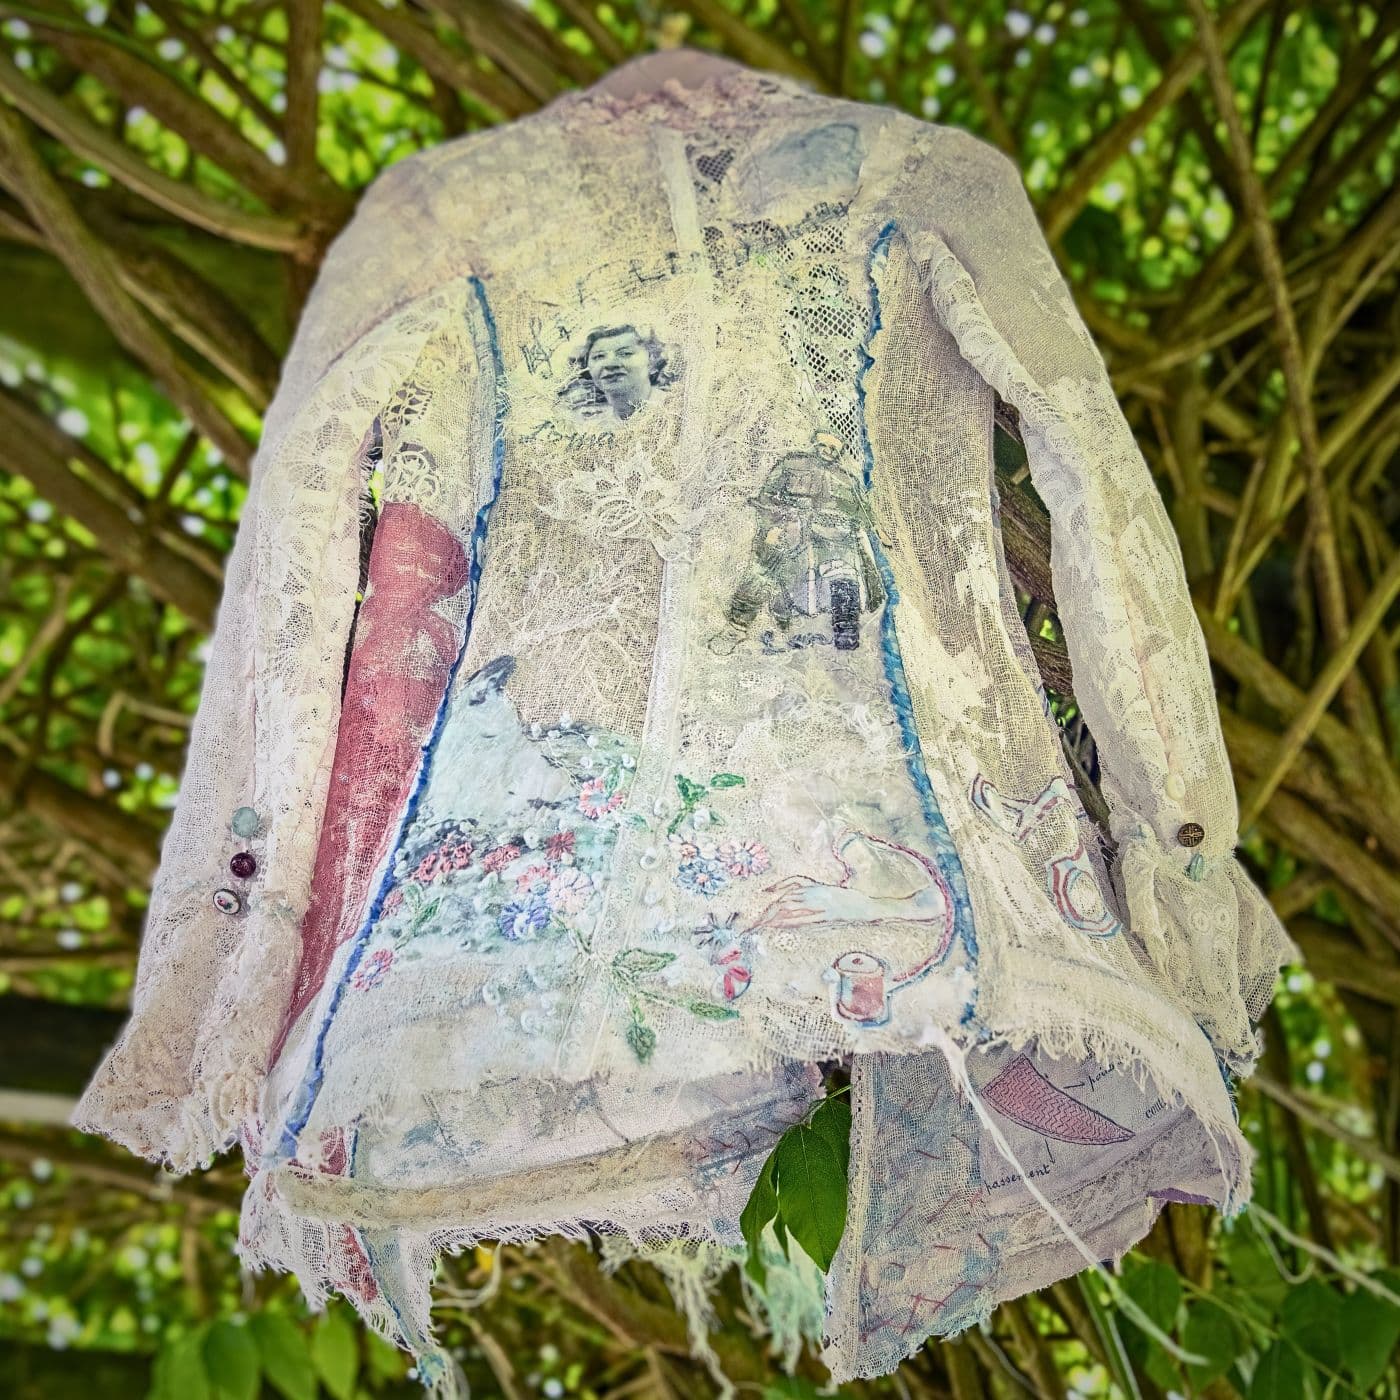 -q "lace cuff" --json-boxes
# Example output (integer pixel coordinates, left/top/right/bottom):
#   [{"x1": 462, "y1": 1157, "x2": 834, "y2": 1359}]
[{"x1": 1112, "y1": 819, "x2": 1300, "y2": 1074}]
